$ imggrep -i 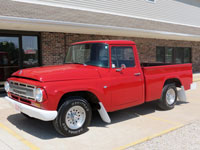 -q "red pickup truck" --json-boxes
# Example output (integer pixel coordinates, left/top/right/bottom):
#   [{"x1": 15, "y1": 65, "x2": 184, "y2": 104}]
[{"x1": 4, "y1": 40, "x2": 194, "y2": 136}]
